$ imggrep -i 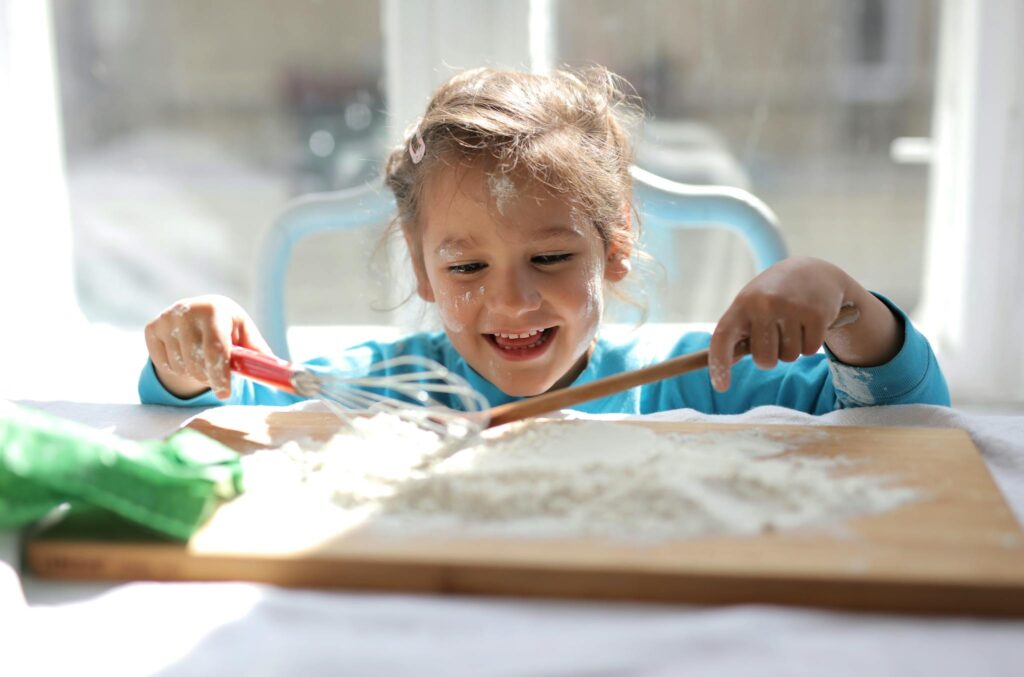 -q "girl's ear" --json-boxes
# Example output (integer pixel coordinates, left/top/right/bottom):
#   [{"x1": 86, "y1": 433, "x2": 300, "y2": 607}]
[
  {"x1": 604, "y1": 208, "x2": 633, "y2": 283},
  {"x1": 604, "y1": 245, "x2": 632, "y2": 282},
  {"x1": 405, "y1": 233, "x2": 436, "y2": 302}
]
